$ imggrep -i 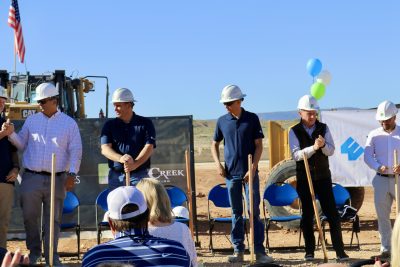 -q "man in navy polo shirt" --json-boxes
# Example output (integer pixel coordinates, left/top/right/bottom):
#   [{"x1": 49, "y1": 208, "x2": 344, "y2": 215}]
[
  {"x1": 0, "y1": 87, "x2": 19, "y2": 250},
  {"x1": 101, "y1": 88, "x2": 156, "y2": 191},
  {"x1": 82, "y1": 186, "x2": 191, "y2": 267},
  {"x1": 211, "y1": 85, "x2": 272, "y2": 264}
]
